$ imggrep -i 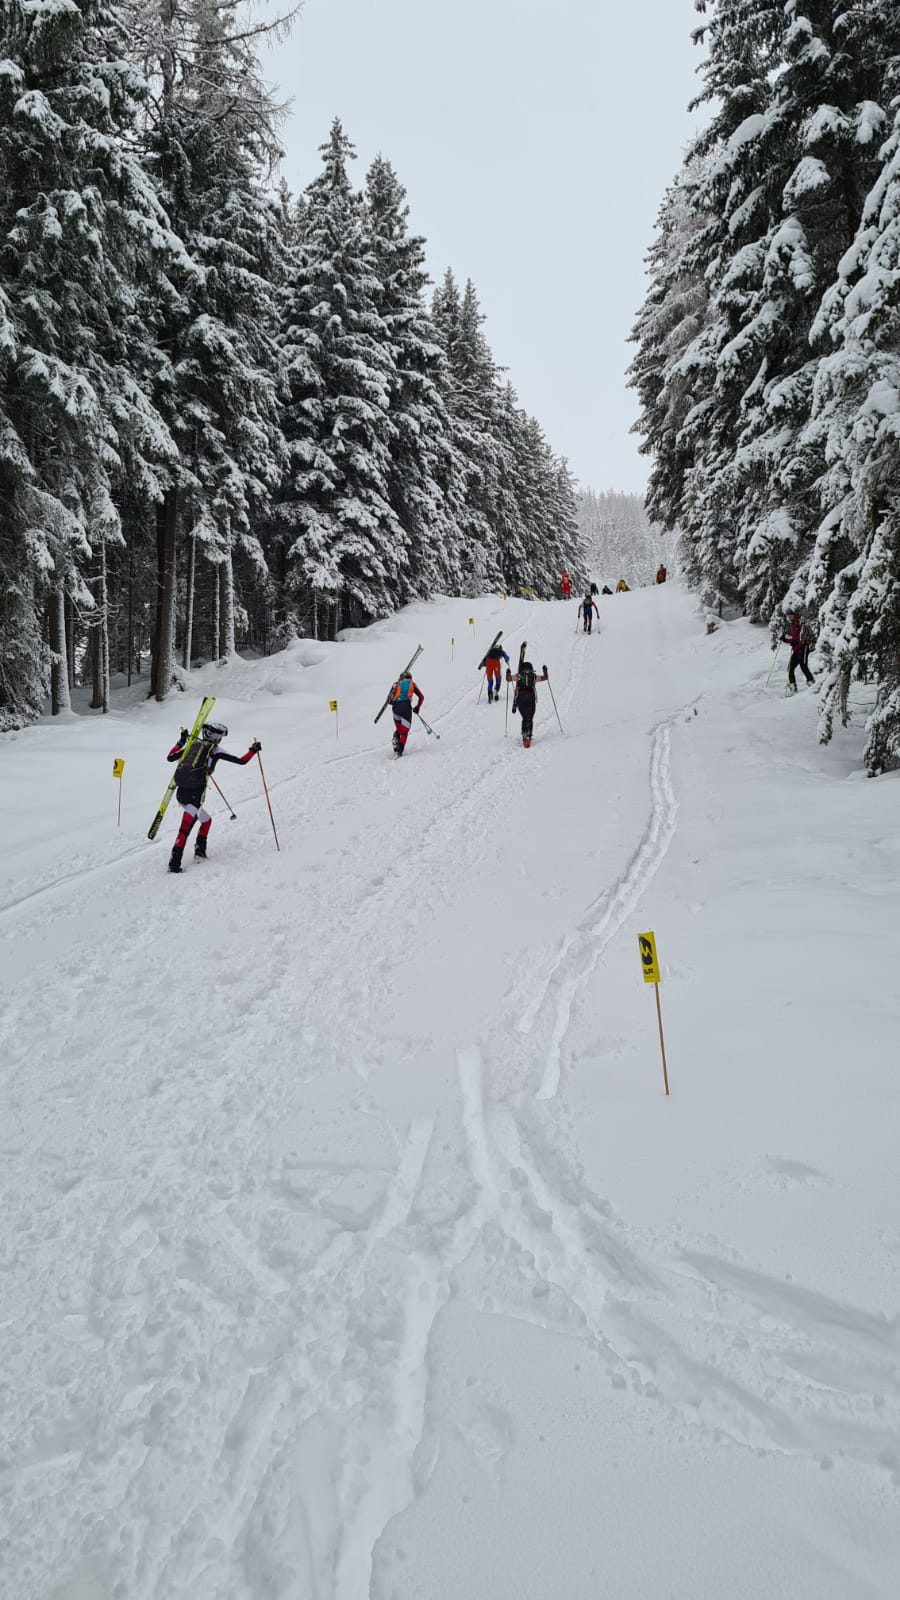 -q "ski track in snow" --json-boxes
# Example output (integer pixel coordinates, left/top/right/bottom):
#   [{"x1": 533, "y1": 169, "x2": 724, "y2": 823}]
[
  {"x1": 516, "y1": 717, "x2": 679, "y2": 1101},
  {"x1": 4, "y1": 597, "x2": 900, "y2": 1599}
]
